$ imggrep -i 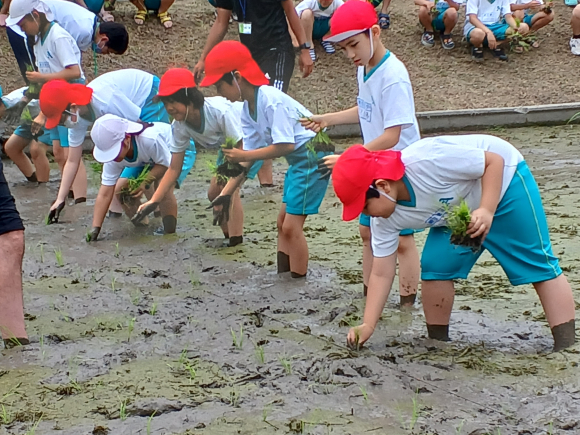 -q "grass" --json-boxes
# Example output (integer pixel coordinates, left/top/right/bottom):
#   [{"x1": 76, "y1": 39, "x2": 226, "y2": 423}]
[
  {"x1": 231, "y1": 324, "x2": 244, "y2": 349},
  {"x1": 146, "y1": 411, "x2": 156, "y2": 434},
  {"x1": 90, "y1": 161, "x2": 104, "y2": 175},
  {"x1": 119, "y1": 398, "x2": 129, "y2": 421},
  {"x1": 279, "y1": 356, "x2": 292, "y2": 375},
  {"x1": 54, "y1": 248, "x2": 64, "y2": 267},
  {"x1": 127, "y1": 317, "x2": 136, "y2": 342},
  {"x1": 358, "y1": 384, "x2": 368, "y2": 402}
]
